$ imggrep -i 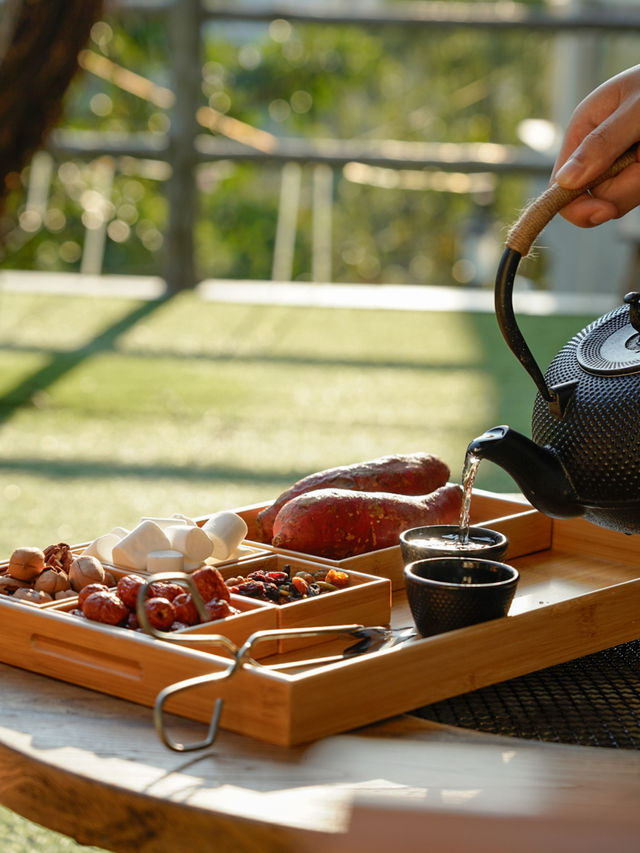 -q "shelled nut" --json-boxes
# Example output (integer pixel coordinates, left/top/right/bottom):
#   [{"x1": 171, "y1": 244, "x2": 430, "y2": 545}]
[{"x1": 8, "y1": 547, "x2": 45, "y2": 581}]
